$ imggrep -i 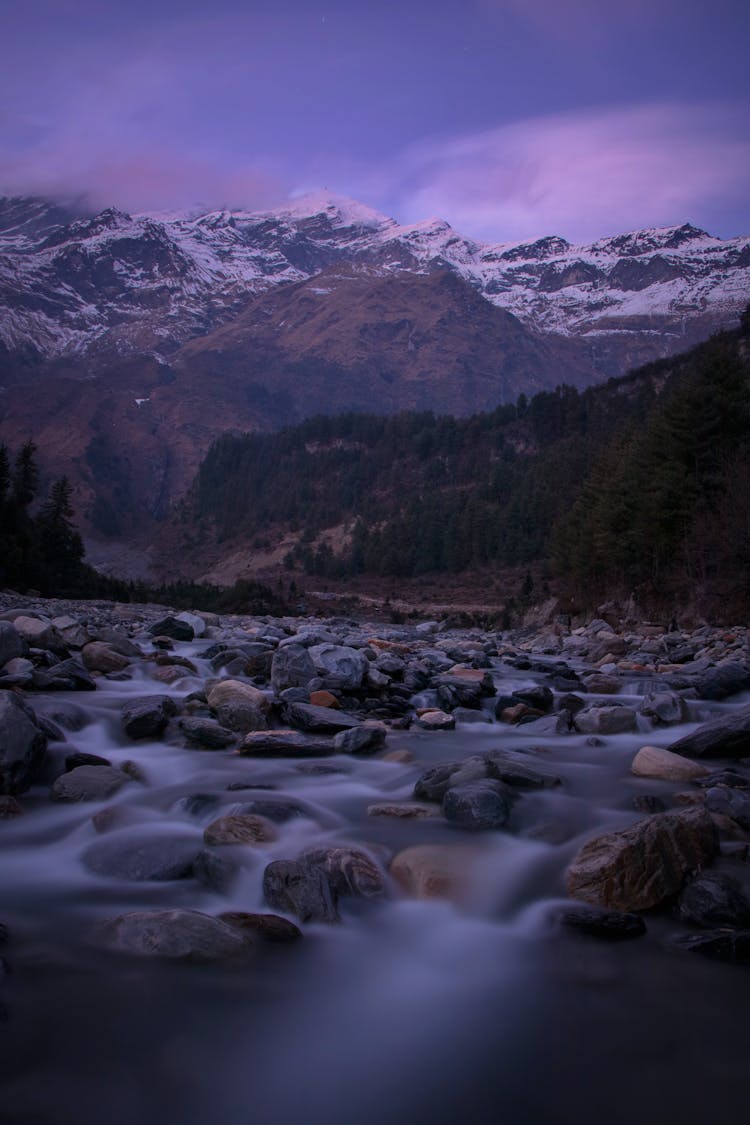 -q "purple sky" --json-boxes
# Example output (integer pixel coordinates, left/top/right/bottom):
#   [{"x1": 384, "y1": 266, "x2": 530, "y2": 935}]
[{"x1": 2, "y1": 0, "x2": 749, "y2": 242}]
